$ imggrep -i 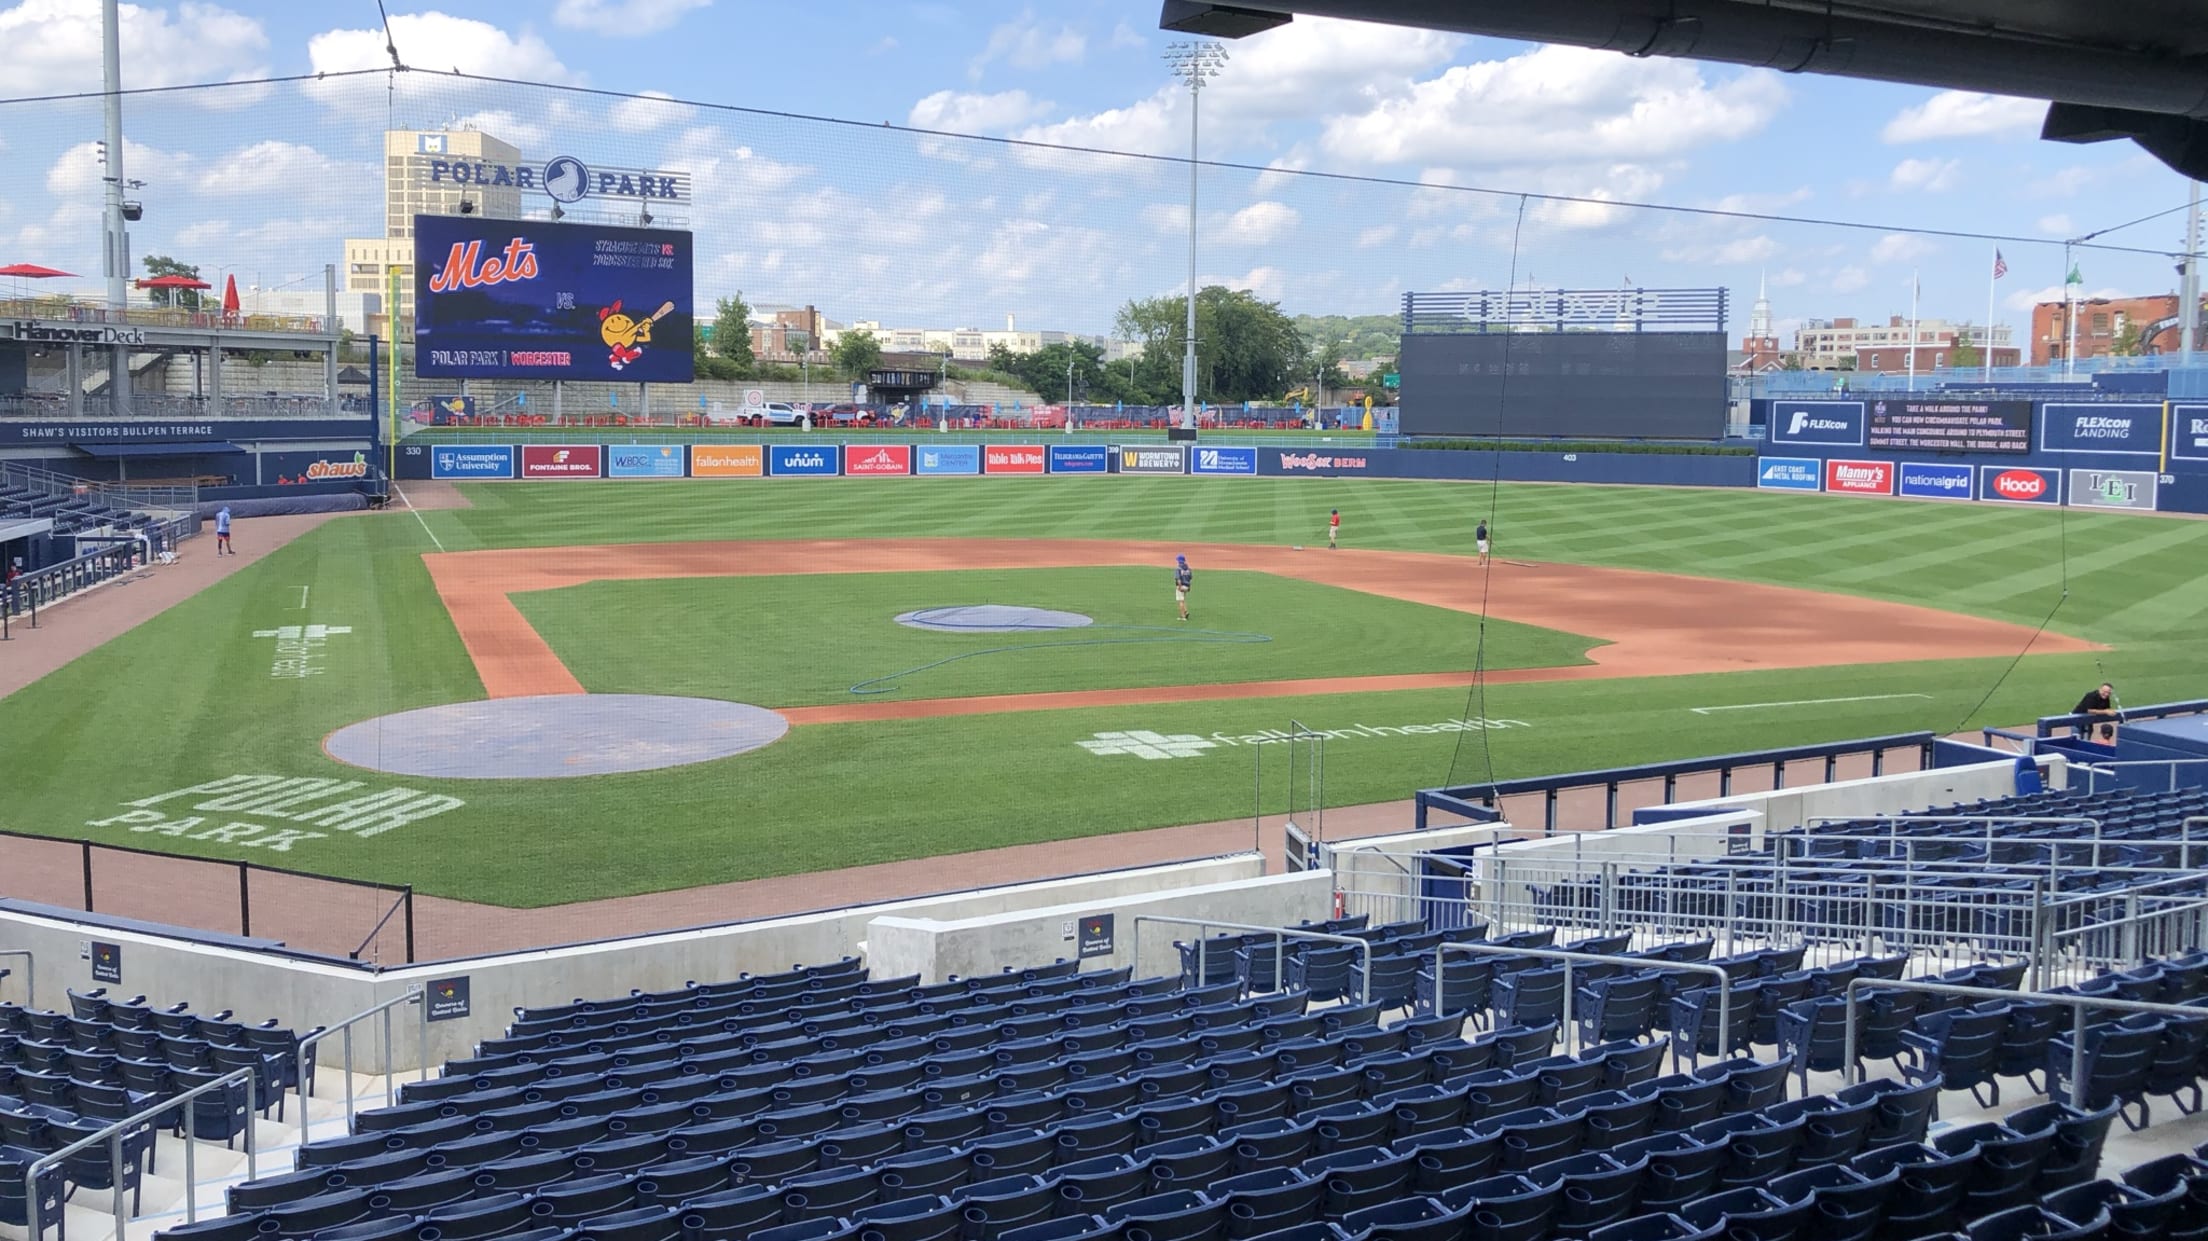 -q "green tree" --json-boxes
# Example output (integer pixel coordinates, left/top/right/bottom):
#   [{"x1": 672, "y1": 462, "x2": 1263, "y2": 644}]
[
  {"x1": 2109, "y1": 320, "x2": 2145, "y2": 357},
  {"x1": 832, "y1": 327, "x2": 882, "y2": 379},
  {"x1": 711, "y1": 294, "x2": 755, "y2": 372},
  {"x1": 1114, "y1": 285, "x2": 1305, "y2": 405},
  {"x1": 140, "y1": 254, "x2": 203, "y2": 309},
  {"x1": 1950, "y1": 338, "x2": 1982, "y2": 369}
]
